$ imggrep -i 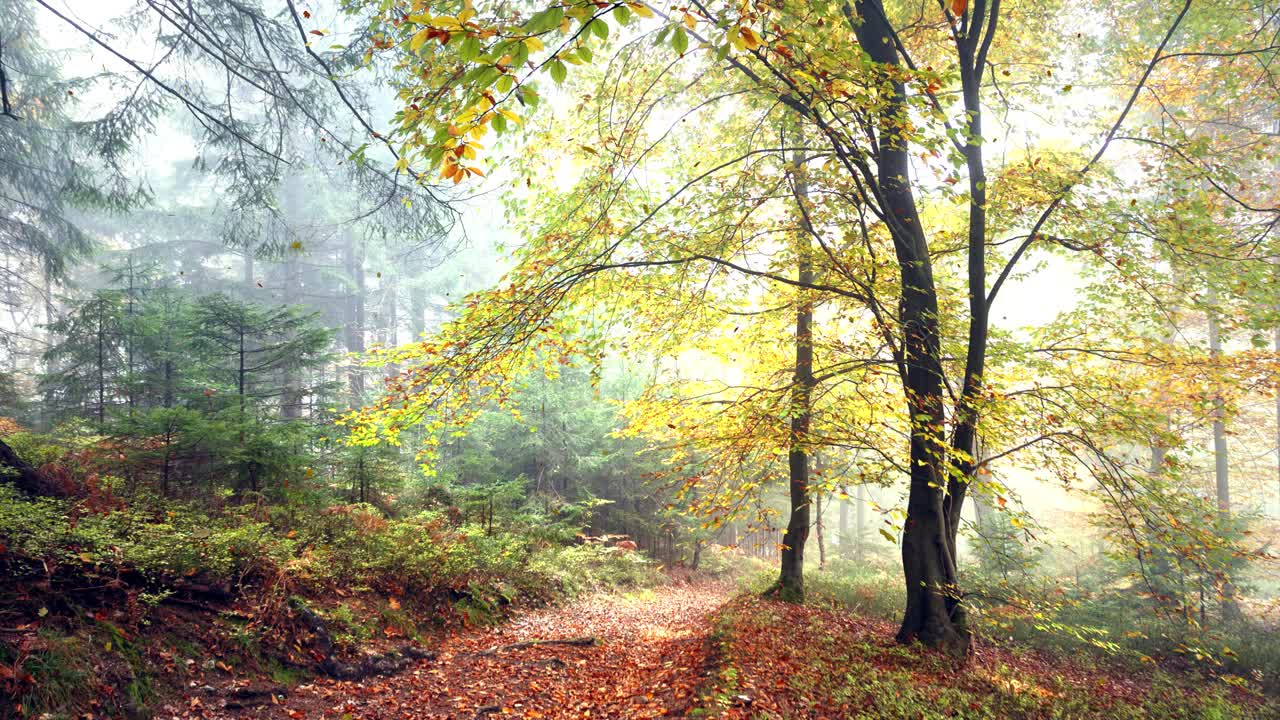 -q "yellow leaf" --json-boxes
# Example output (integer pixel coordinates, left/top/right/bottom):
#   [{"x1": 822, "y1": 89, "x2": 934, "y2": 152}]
[
  {"x1": 629, "y1": 2, "x2": 653, "y2": 18},
  {"x1": 524, "y1": 36, "x2": 545, "y2": 52},
  {"x1": 682, "y1": 12, "x2": 697, "y2": 30},
  {"x1": 739, "y1": 27, "x2": 761, "y2": 50},
  {"x1": 409, "y1": 28, "x2": 431, "y2": 53}
]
